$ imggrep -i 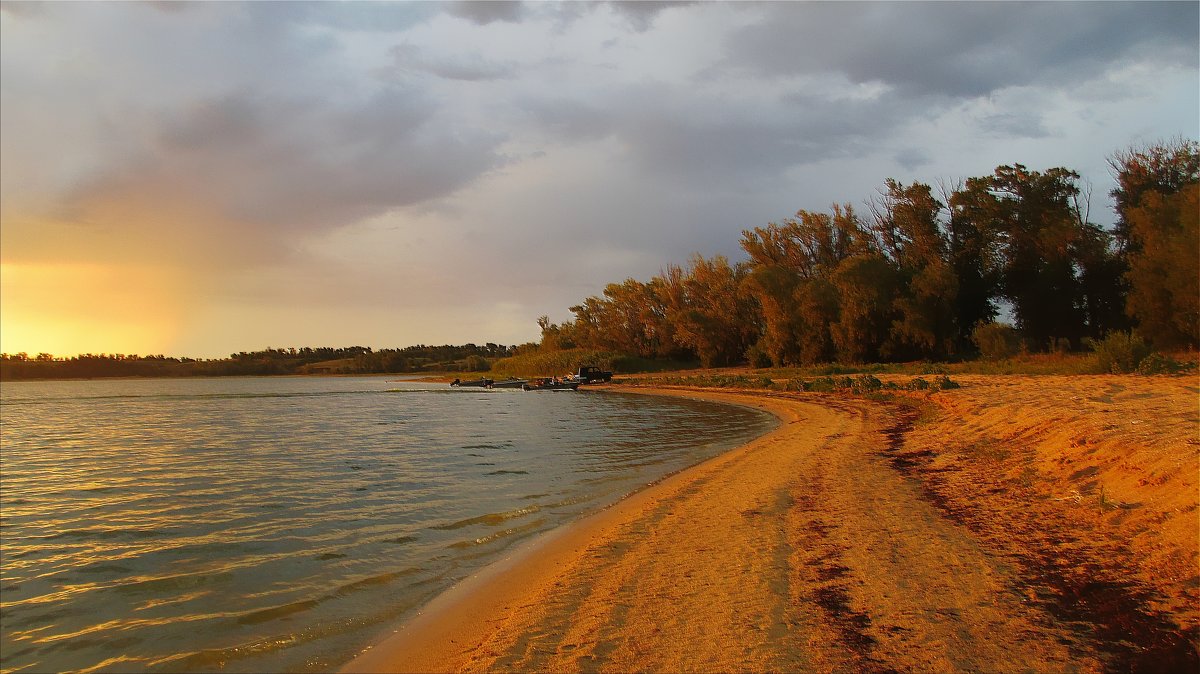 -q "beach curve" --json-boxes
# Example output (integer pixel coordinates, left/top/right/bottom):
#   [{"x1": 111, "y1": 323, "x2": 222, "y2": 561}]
[{"x1": 341, "y1": 380, "x2": 1198, "y2": 673}]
